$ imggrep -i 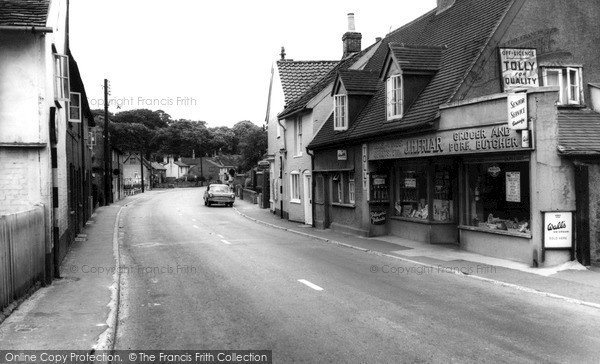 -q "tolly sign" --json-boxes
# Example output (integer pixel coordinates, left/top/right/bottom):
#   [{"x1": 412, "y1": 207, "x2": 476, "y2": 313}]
[
  {"x1": 499, "y1": 48, "x2": 539, "y2": 91},
  {"x1": 507, "y1": 92, "x2": 528, "y2": 130}
]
